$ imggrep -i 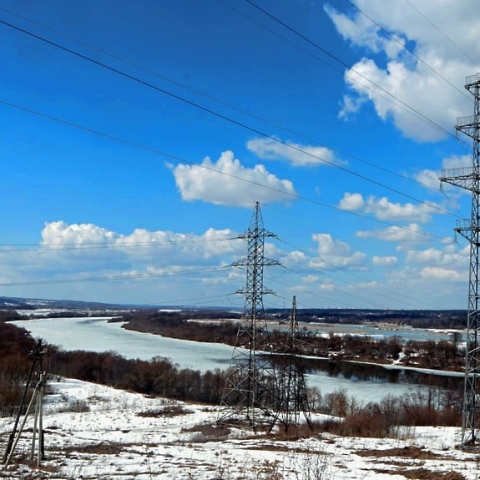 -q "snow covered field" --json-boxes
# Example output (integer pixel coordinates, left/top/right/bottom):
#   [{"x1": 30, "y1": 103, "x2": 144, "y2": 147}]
[{"x1": 0, "y1": 378, "x2": 477, "y2": 479}]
